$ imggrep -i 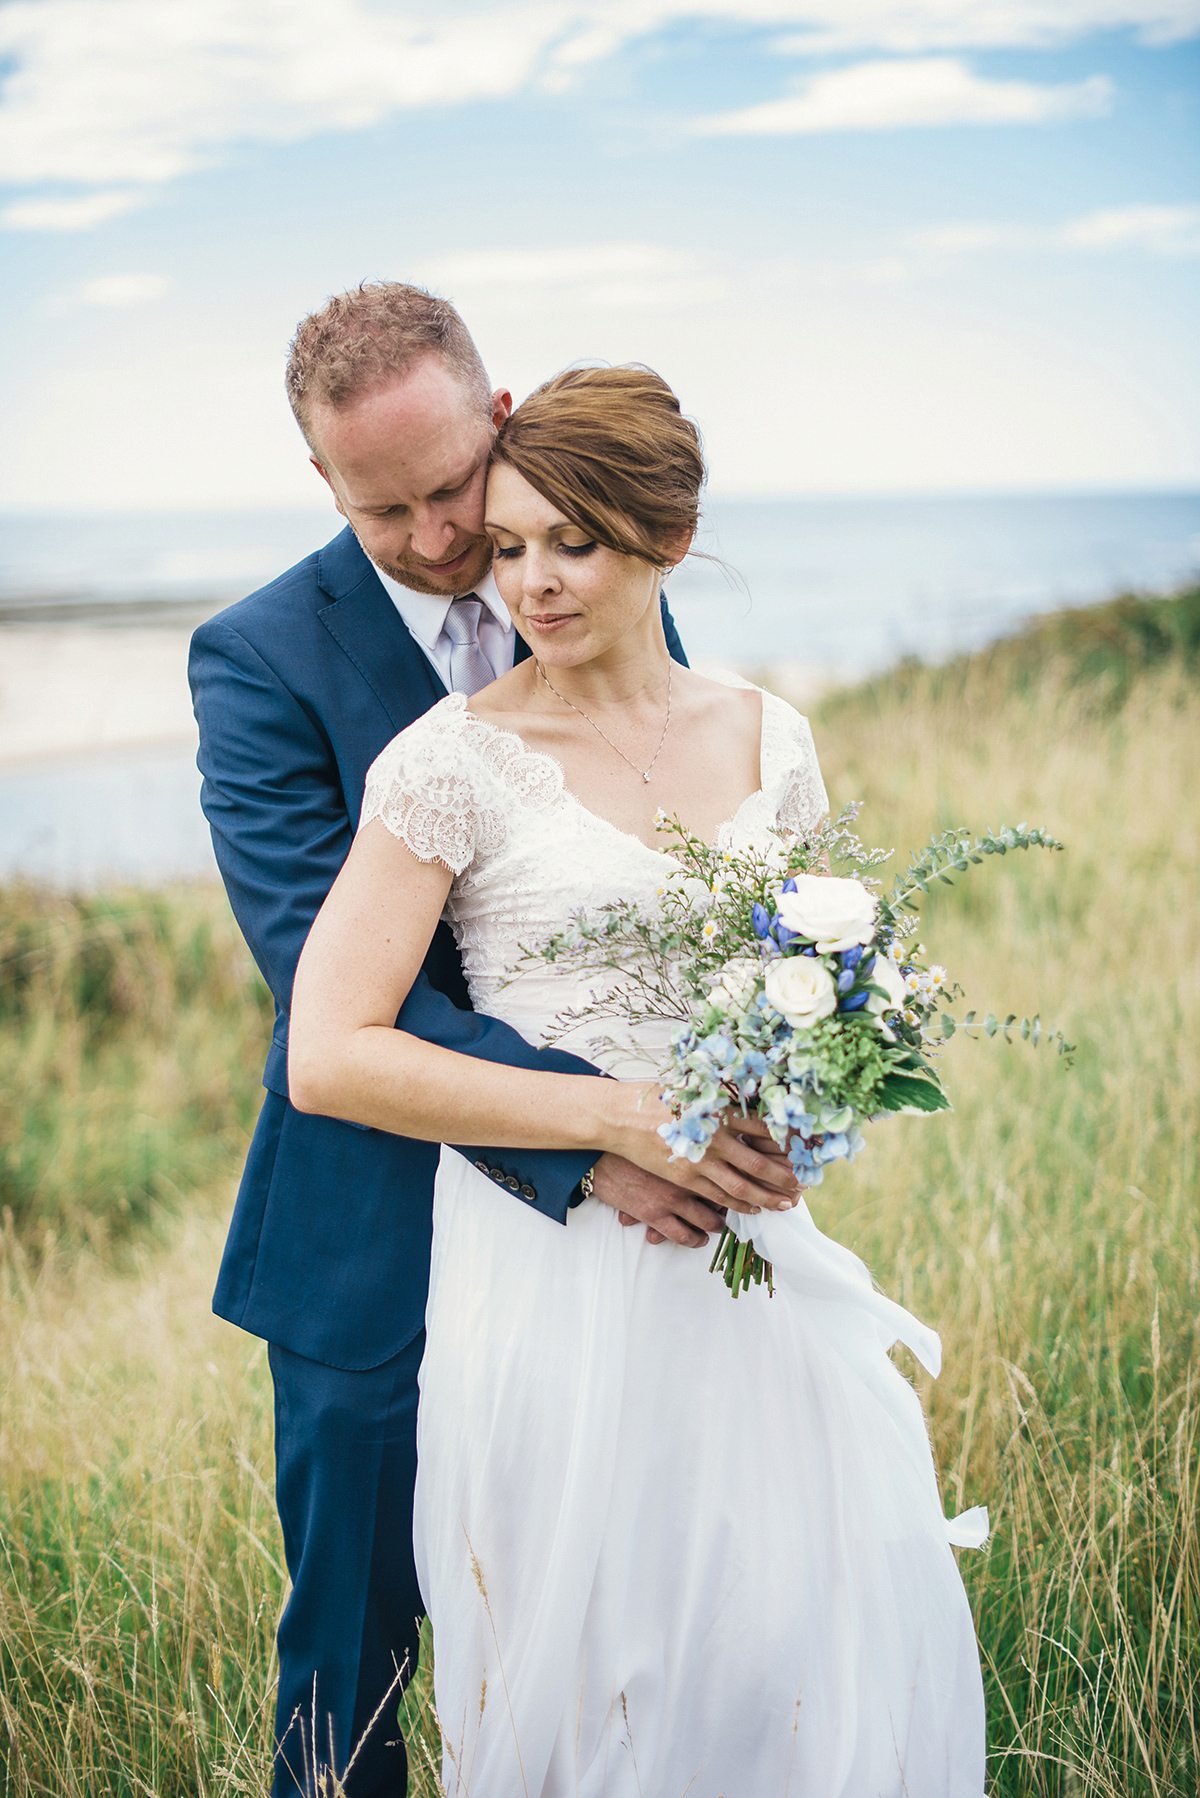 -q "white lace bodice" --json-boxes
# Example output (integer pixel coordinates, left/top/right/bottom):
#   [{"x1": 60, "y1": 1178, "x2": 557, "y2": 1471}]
[{"x1": 359, "y1": 680, "x2": 828, "y2": 1060}]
